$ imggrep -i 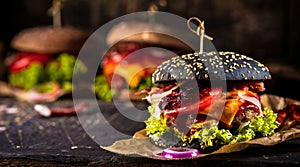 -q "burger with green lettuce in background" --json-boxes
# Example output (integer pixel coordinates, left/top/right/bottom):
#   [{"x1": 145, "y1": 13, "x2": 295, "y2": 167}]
[
  {"x1": 94, "y1": 21, "x2": 193, "y2": 101},
  {"x1": 3, "y1": 26, "x2": 88, "y2": 103}
]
